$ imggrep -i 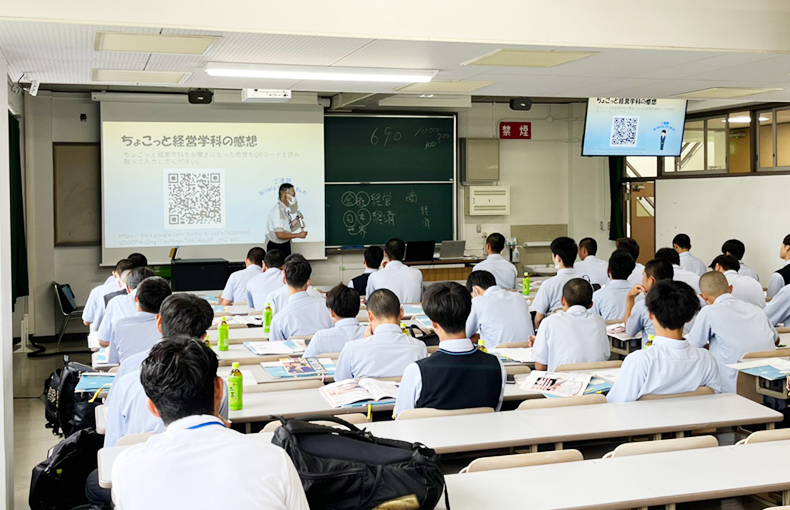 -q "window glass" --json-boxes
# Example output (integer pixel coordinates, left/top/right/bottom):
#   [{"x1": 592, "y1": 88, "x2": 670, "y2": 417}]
[
  {"x1": 776, "y1": 109, "x2": 790, "y2": 168},
  {"x1": 726, "y1": 112, "x2": 751, "y2": 173},
  {"x1": 758, "y1": 111, "x2": 773, "y2": 170}
]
